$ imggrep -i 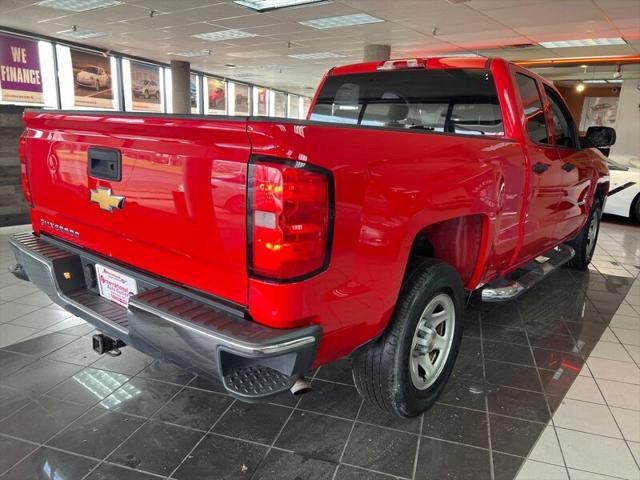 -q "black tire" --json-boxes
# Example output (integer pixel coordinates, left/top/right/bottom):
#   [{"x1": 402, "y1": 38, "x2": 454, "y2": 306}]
[
  {"x1": 566, "y1": 199, "x2": 602, "y2": 269},
  {"x1": 351, "y1": 258, "x2": 465, "y2": 417},
  {"x1": 631, "y1": 194, "x2": 640, "y2": 224}
]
